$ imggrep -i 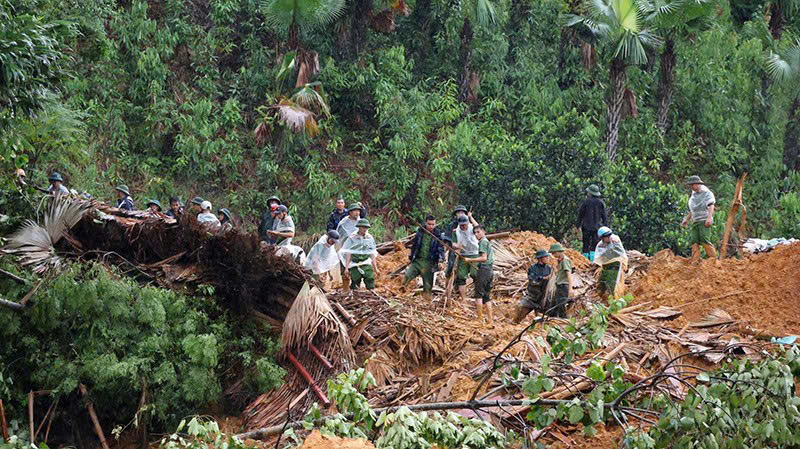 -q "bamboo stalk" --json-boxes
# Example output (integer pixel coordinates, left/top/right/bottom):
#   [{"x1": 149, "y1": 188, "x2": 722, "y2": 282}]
[
  {"x1": 307, "y1": 341, "x2": 334, "y2": 370},
  {"x1": 720, "y1": 173, "x2": 747, "y2": 259},
  {"x1": 0, "y1": 399, "x2": 8, "y2": 443},
  {"x1": 287, "y1": 351, "x2": 330, "y2": 407},
  {"x1": 332, "y1": 301, "x2": 376, "y2": 343},
  {"x1": 28, "y1": 391, "x2": 34, "y2": 445},
  {"x1": 79, "y1": 384, "x2": 110, "y2": 449}
]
